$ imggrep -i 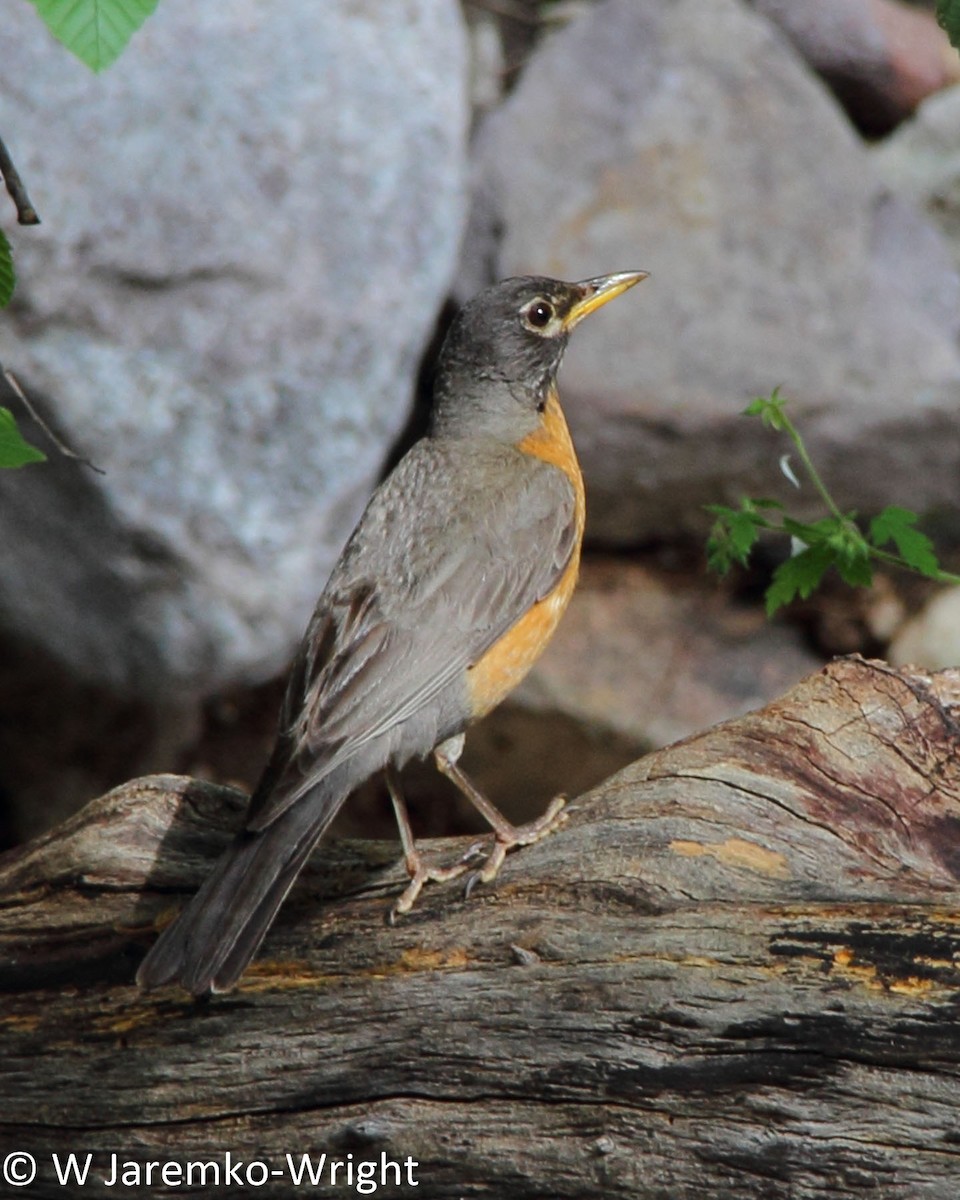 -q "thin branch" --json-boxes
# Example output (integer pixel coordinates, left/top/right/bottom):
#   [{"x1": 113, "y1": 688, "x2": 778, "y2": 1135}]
[
  {"x1": 0, "y1": 133, "x2": 40, "y2": 226},
  {"x1": 2, "y1": 367, "x2": 104, "y2": 475}
]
